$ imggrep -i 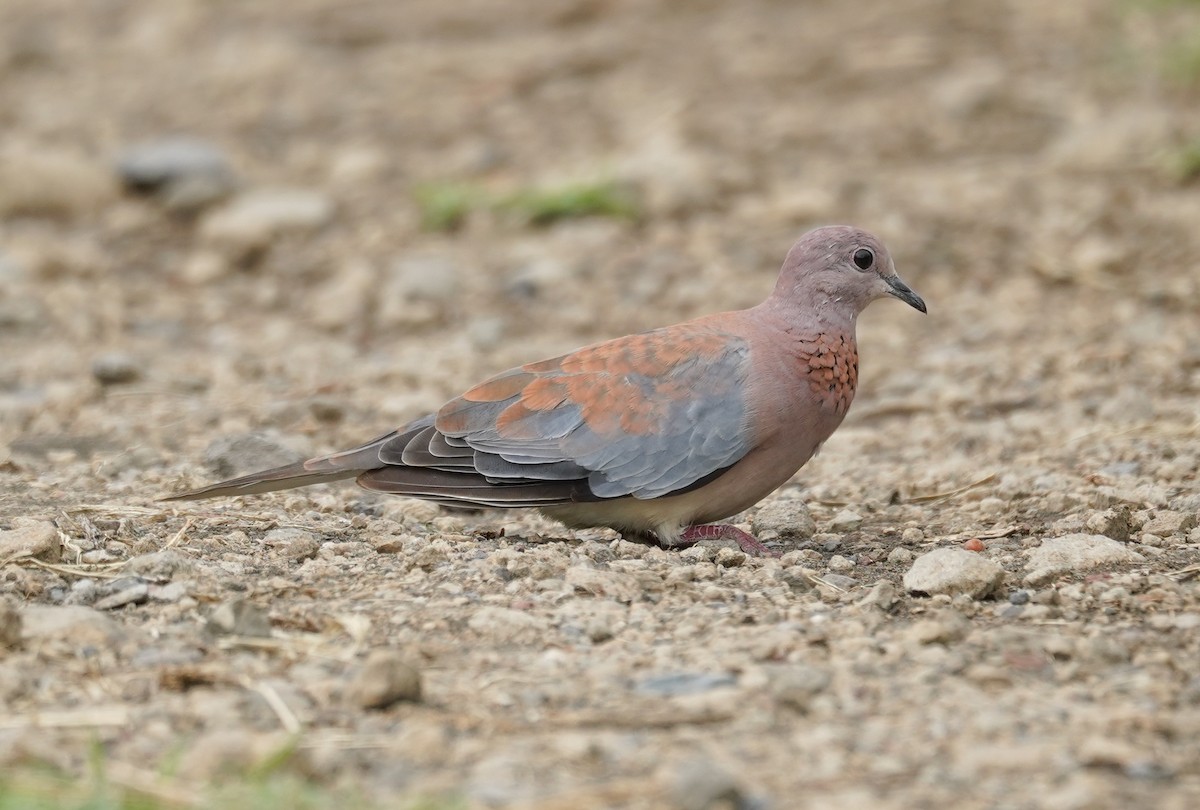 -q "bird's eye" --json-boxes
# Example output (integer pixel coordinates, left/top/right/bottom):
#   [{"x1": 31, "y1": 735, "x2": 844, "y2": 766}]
[{"x1": 852, "y1": 248, "x2": 874, "y2": 271}]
